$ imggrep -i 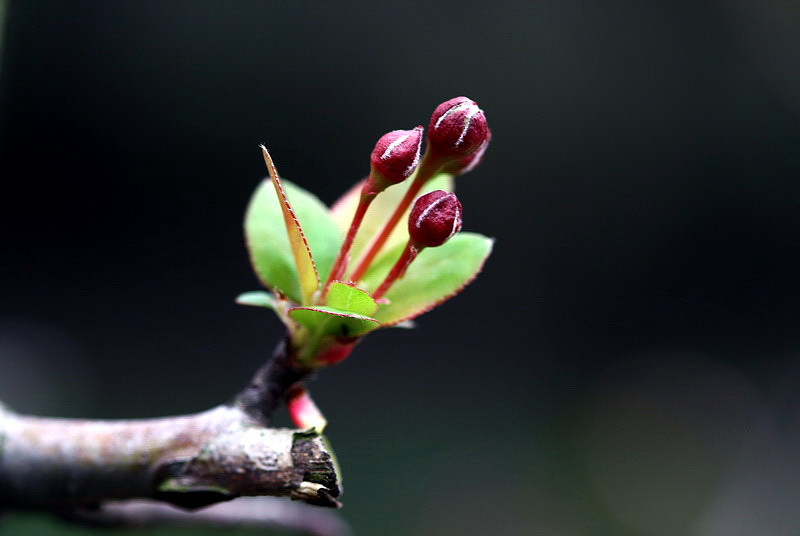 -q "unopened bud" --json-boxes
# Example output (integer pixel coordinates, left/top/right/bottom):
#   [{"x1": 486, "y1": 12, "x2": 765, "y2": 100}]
[
  {"x1": 408, "y1": 190, "x2": 463, "y2": 248},
  {"x1": 427, "y1": 97, "x2": 490, "y2": 162},
  {"x1": 367, "y1": 126, "x2": 424, "y2": 192},
  {"x1": 373, "y1": 190, "x2": 463, "y2": 299},
  {"x1": 440, "y1": 130, "x2": 492, "y2": 175}
]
